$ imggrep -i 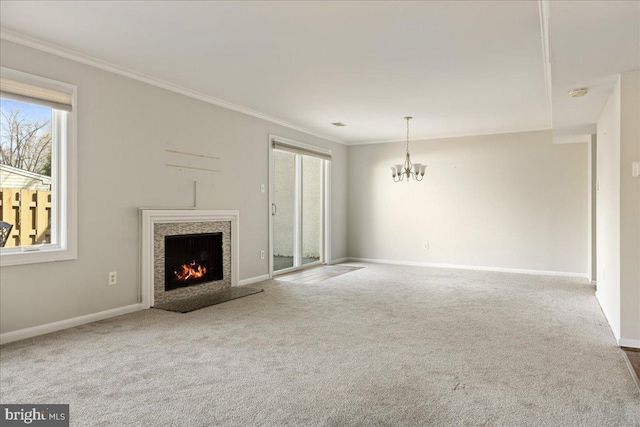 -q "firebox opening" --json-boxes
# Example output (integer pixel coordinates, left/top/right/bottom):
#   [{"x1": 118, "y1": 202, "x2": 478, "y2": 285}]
[{"x1": 165, "y1": 232, "x2": 223, "y2": 291}]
